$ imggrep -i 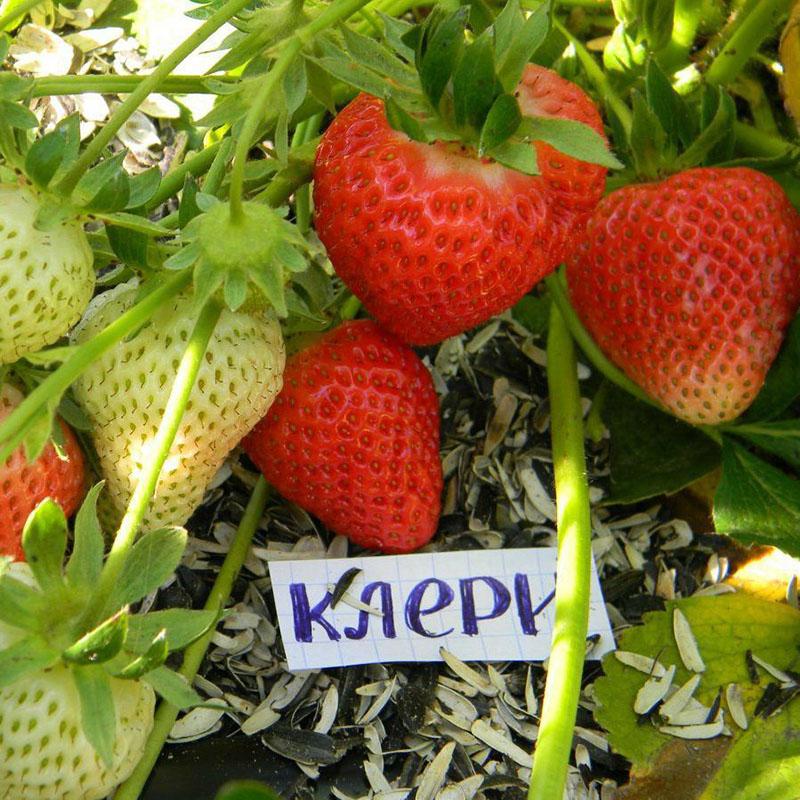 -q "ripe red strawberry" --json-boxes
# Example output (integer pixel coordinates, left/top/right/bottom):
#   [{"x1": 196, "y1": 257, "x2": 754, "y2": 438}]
[
  {"x1": 567, "y1": 167, "x2": 800, "y2": 424},
  {"x1": 243, "y1": 320, "x2": 442, "y2": 553},
  {"x1": 0, "y1": 384, "x2": 86, "y2": 559},
  {"x1": 313, "y1": 64, "x2": 607, "y2": 346}
]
